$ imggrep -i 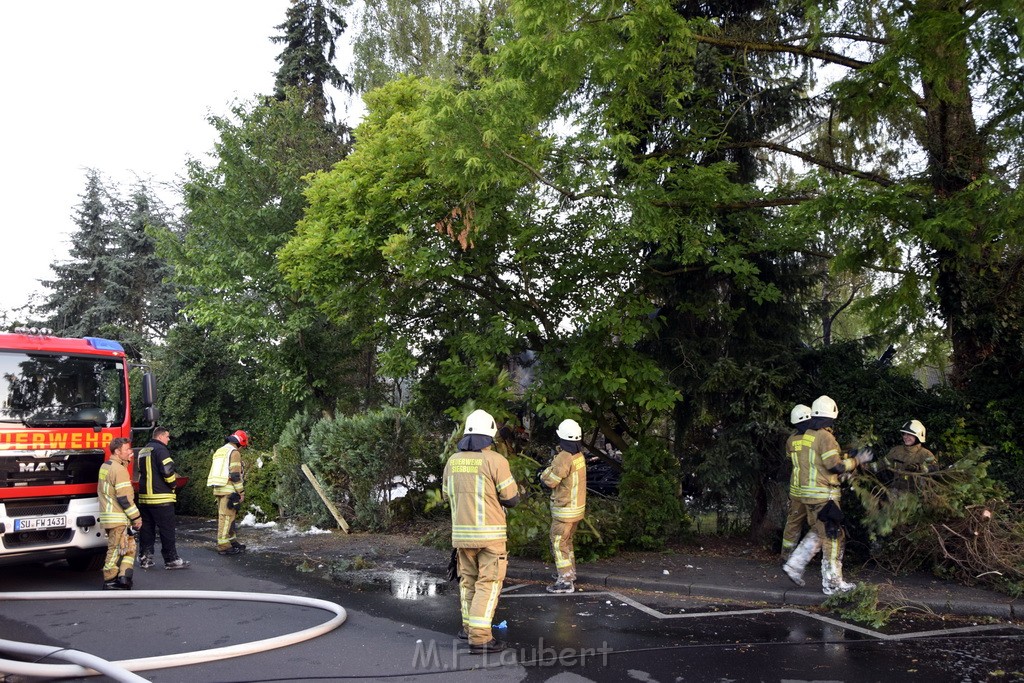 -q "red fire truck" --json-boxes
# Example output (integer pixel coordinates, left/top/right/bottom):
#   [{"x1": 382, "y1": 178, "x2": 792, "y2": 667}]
[{"x1": 0, "y1": 332, "x2": 157, "y2": 570}]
